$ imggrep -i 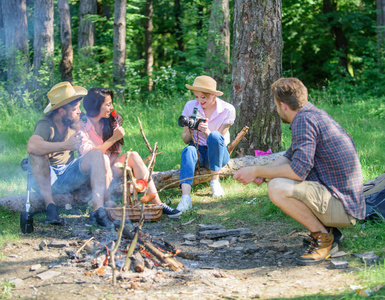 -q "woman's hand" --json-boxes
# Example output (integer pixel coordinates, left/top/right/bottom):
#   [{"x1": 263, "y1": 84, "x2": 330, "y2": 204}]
[
  {"x1": 198, "y1": 119, "x2": 210, "y2": 136},
  {"x1": 112, "y1": 126, "x2": 125, "y2": 142}
]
